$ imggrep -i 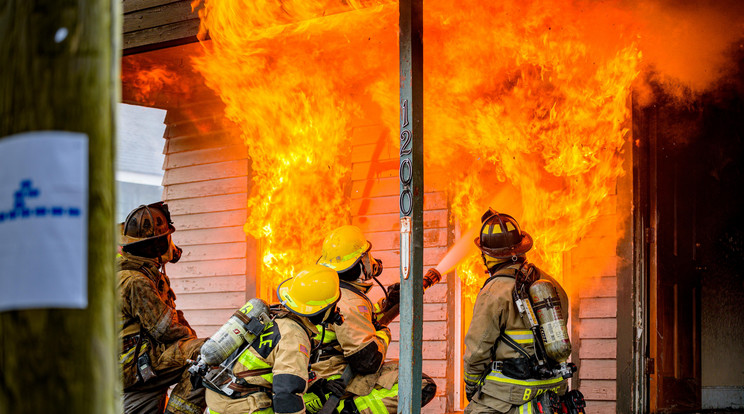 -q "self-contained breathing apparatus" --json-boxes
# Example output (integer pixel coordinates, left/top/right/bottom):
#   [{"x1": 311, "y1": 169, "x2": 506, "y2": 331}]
[
  {"x1": 512, "y1": 262, "x2": 575, "y2": 380},
  {"x1": 471, "y1": 261, "x2": 585, "y2": 413},
  {"x1": 188, "y1": 264, "x2": 344, "y2": 400},
  {"x1": 188, "y1": 298, "x2": 274, "y2": 397}
]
